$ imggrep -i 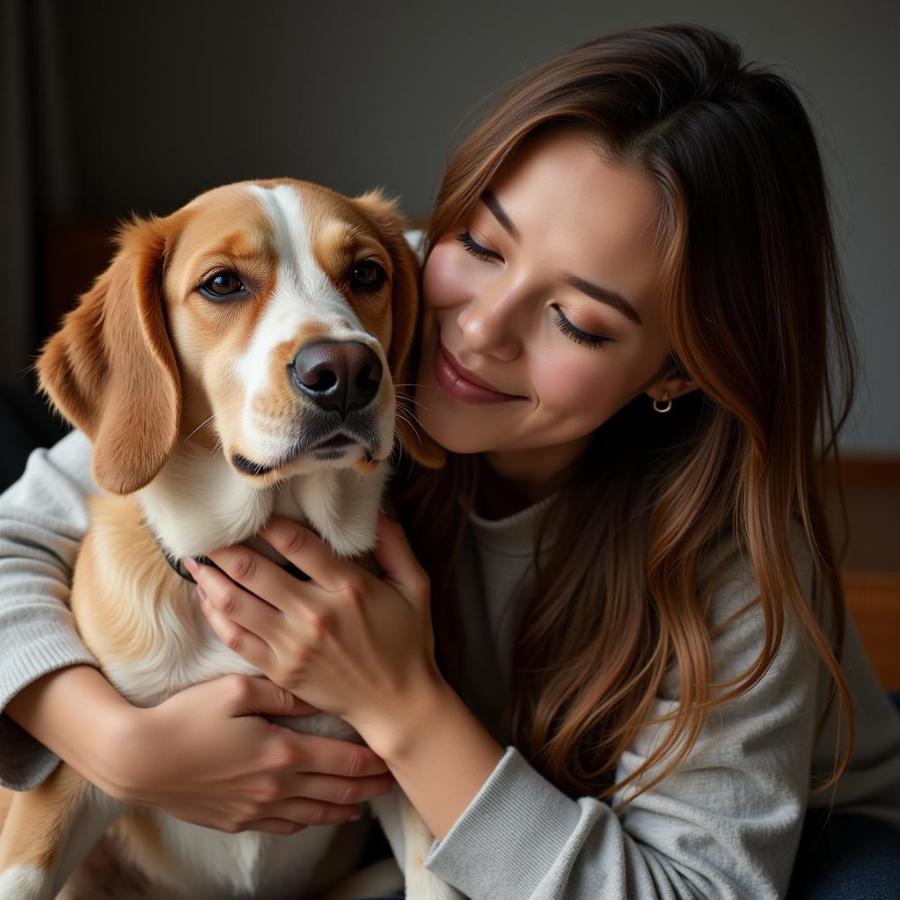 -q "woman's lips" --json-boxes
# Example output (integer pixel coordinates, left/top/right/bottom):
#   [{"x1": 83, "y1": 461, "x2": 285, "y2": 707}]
[{"x1": 434, "y1": 343, "x2": 523, "y2": 404}]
